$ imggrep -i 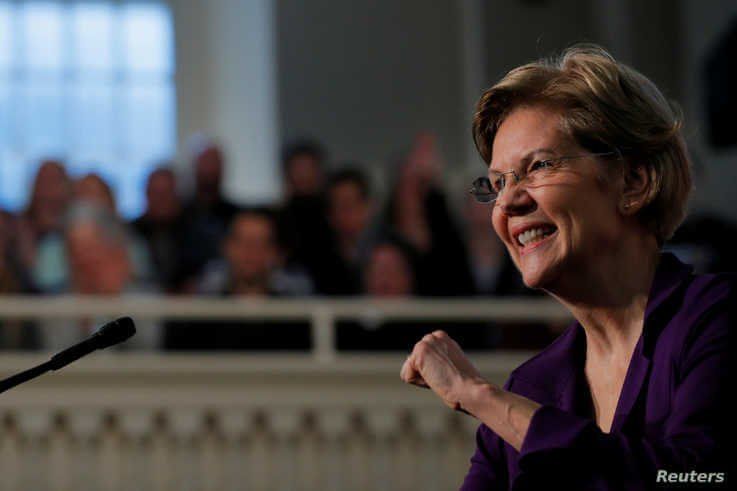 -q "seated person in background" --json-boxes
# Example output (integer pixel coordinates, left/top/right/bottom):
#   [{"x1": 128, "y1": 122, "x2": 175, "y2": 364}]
[
  {"x1": 276, "y1": 139, "x2": 333, "y2": 286},
  {"x1": 0, "y1": 210, "x2": 39, "y2": 349},
  {"x1": 179, "y1": 138, "x2": 240, "y2": 291},
  {"x1": 73, "y1": 172, "x2": 117, "y2": 212},
  {"x1": 163, "y1": 208, "x2": 312, "y2": 351},
  {"x1": 310, "y1": 167, "x2": 381, "y2": 295},
  {"x1": 38, "y1": 202, "x2": 160, "y2": 351},
  {"x1": 131, "y1": 166, "x2": 188, "y2": 292},
  {"x1": 336, "y1": 237, "x2": 495, "y2": 351},
  {"x1": 383, "y1": 133, "x2": 475, "y2": 296},
  {"x1": 463, "y1": 193, "x2": 558, "y2": 349},
  {"x1": 463, "y1": 192, "x2": 525, "y2": 296},
  {"x1": 17, "y1": 160, "x2": 72, "y2": 290},
  {"x1": 32, "y1": 173, "x2": 153, "y2": 292}
]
